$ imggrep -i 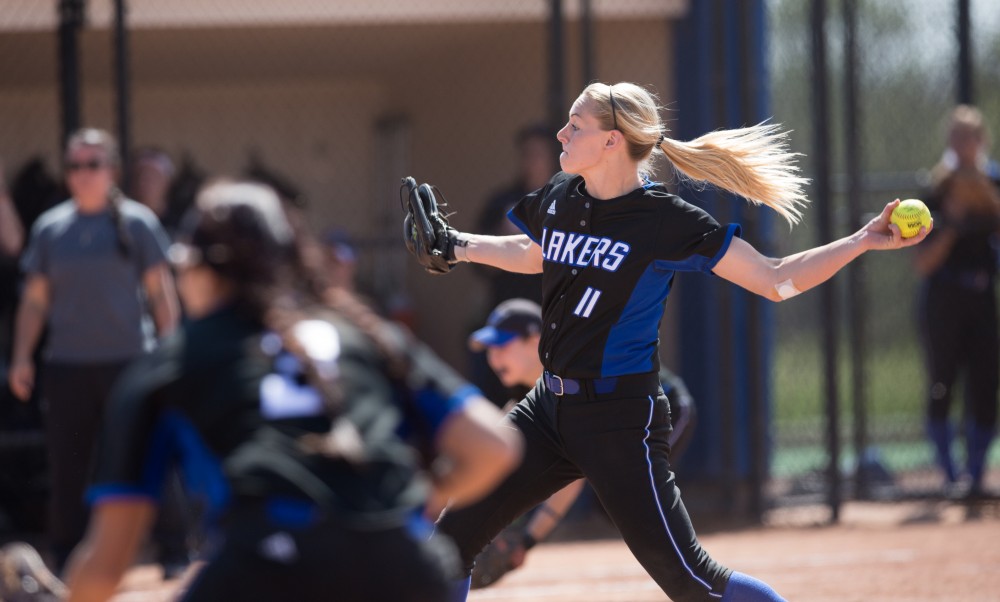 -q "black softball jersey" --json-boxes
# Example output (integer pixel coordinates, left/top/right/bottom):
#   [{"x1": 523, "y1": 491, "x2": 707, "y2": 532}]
[
  {"x1": 508, "y1": 172, "x2": 740, "y2": 379},
  {"x1": 85, "y1": 305, "x2": 480, "y2": 530}
]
